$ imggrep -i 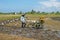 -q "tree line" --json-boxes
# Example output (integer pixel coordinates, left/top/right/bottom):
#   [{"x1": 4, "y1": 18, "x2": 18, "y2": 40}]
[{"x1": 0, "y1": 10, "x2": 60, "y2": 15}]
